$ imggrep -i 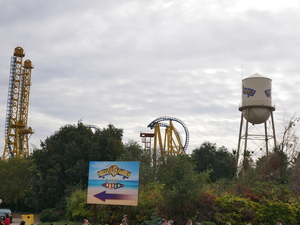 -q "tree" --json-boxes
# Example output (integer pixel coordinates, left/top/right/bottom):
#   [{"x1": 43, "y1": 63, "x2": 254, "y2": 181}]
[
  {"x1": 26, "y1": 121, "x2": 124, "y2": 211},
  {"x1": 157, "y1": 155, "x2": 209, "y2": 222},
  {"x1": 118, "y1": 140, "x2": 156, "y2": 186},
  {"x1": 0, "y1": 157, "x2": 30, "y2": 211},
  {"x1": 289, "y1": 154, "x2": 300, "y2": 194},
  {"x1": 66, "y1": 189, "x2": 93, "y2": 221},
  {"x1": 277, "y1": 113, "x2": 300, "y2": 163},
  {"x1": 117, "y1": 139, "x2": 143, "y2": 161},
  {"x1": 191, "y1": 142, "x2": 235, "y2": 182},
  {"x1": 256, "y1": 150, "x2": 289, "y2": 184}
]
